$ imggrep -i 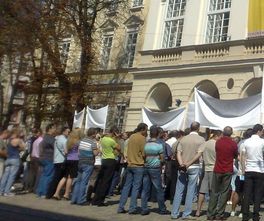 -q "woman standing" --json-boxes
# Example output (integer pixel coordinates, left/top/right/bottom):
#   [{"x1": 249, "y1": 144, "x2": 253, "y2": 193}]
[
  {"x1": 0, "y1": 129, "x2": 25, "y2": 196},
  {"x1": 52, "y1": 128, "x2": 81, "y2": 200}
]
